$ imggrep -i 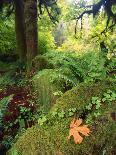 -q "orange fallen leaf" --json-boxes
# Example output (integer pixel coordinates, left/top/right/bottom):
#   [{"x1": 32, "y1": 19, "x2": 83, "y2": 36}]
[{"x1": 68, "y1": 118, "x2": 90, "y2": 144}]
